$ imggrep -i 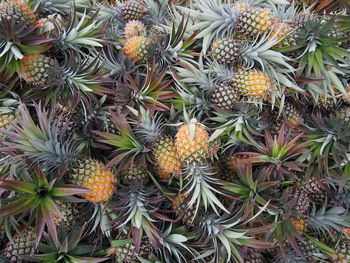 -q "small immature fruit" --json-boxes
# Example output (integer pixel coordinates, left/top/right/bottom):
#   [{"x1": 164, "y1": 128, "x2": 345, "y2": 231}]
[
  {"x1": 121, "y1": 0, "x2": 143, "y2": 21},
  {"x1": 115, "y1": 235, "x2": 151, "y2": 262},
  {"x1": 70, "y1": 159, "x2": 116, "y2": 203},
  {"x1": 211, "y1": 82, "x2": 241, "y2": 110},
  {"x1": 175, "y1": 119, "x2": 209, "y2": 162},
  {"x1": 2, "y1": 228, "x2": 36, "y2": 263},
  {"x1": 124, "y1": 20, "x2": 145, "y2": 39},
  {"x1": 19, "y1": 55, "x2": 60, "y2": 87},
  {"x1": 232, "y1": 68, "x2": 272, "y2": 100},
  {"x1": 124, "y1": 36, "x2": 150, "y2": 63},
  {"x1": 0, "y1": 113, "x2": 15, "y2": 130},
  {"x1": 236, "y1": 5, "x2": 273, "y2": 38},
  {"x1": 173, "y1": 194, "x2": 196, "y2": 228},
  {"x1": 121, "y1": 164, "x2": 149, "y2": 185},
  {"x1": 210, "y1": 38, "x2": 242, "y2": 65},
  {"x1": 0, "y1": 0, "x2": 36, "y2": 28},
  {"x1": 153, "y1": 135, "x2": 182, "y2": 176}
]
